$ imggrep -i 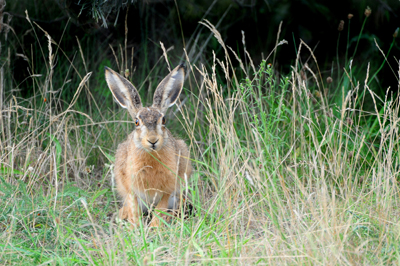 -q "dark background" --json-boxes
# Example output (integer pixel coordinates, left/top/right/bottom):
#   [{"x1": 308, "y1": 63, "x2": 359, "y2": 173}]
[{"x1": 8, "y1": 0, "x2": 400, "y2": 96}]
